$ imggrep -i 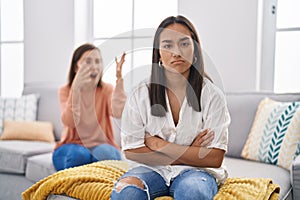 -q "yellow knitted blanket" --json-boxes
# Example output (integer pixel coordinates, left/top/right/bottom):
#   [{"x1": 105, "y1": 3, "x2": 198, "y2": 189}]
[
  {"x1": 22, "y1": 160, "x2": 280, "y2": 200},
  {"x1": 214, "y1": 178, "x2": 280, "y2": 200},
  {"x1": 154, "y1": 178, "x2": 280, "y2": 200},
  {"x1": 22, "y1": 160, "x2": 128, "y2": 200}
]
